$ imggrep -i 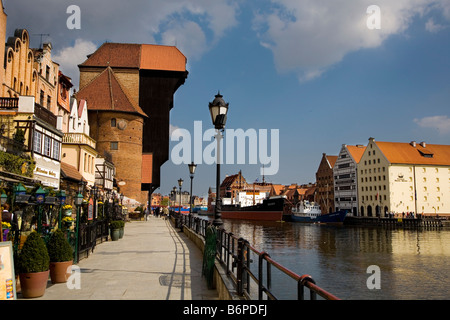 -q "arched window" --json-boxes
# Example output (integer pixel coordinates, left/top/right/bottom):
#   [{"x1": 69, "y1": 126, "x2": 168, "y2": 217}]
[{"x1": 111, "y1": 118, "x2": 116, "y2": 127}]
